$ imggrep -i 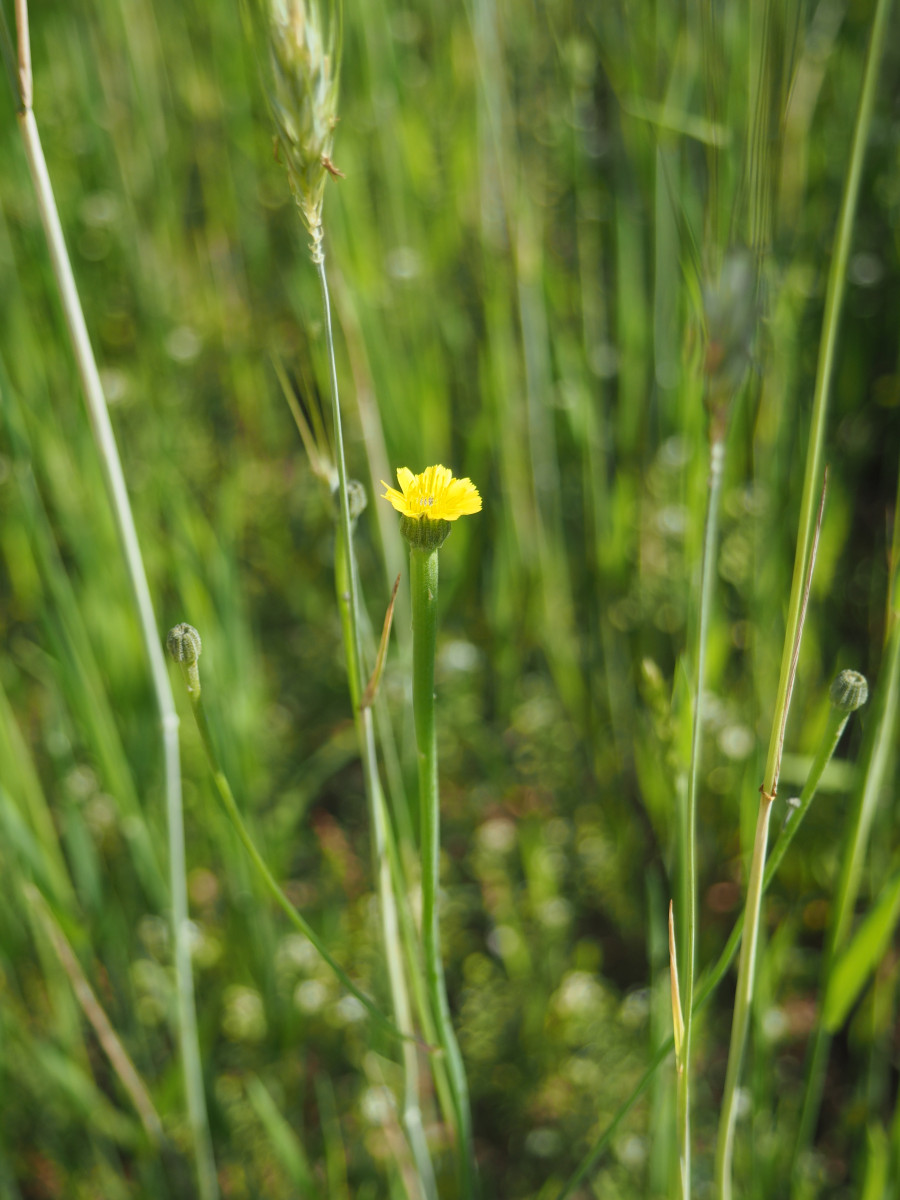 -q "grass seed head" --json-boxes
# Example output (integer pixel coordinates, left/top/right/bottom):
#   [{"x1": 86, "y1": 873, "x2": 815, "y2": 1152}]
[
  {"x1": 702, "y1": 250, "x2": 757, "y2": 430},
  {"x1": 262, "y1": 0, "x2": 341, "y2": 259}
]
